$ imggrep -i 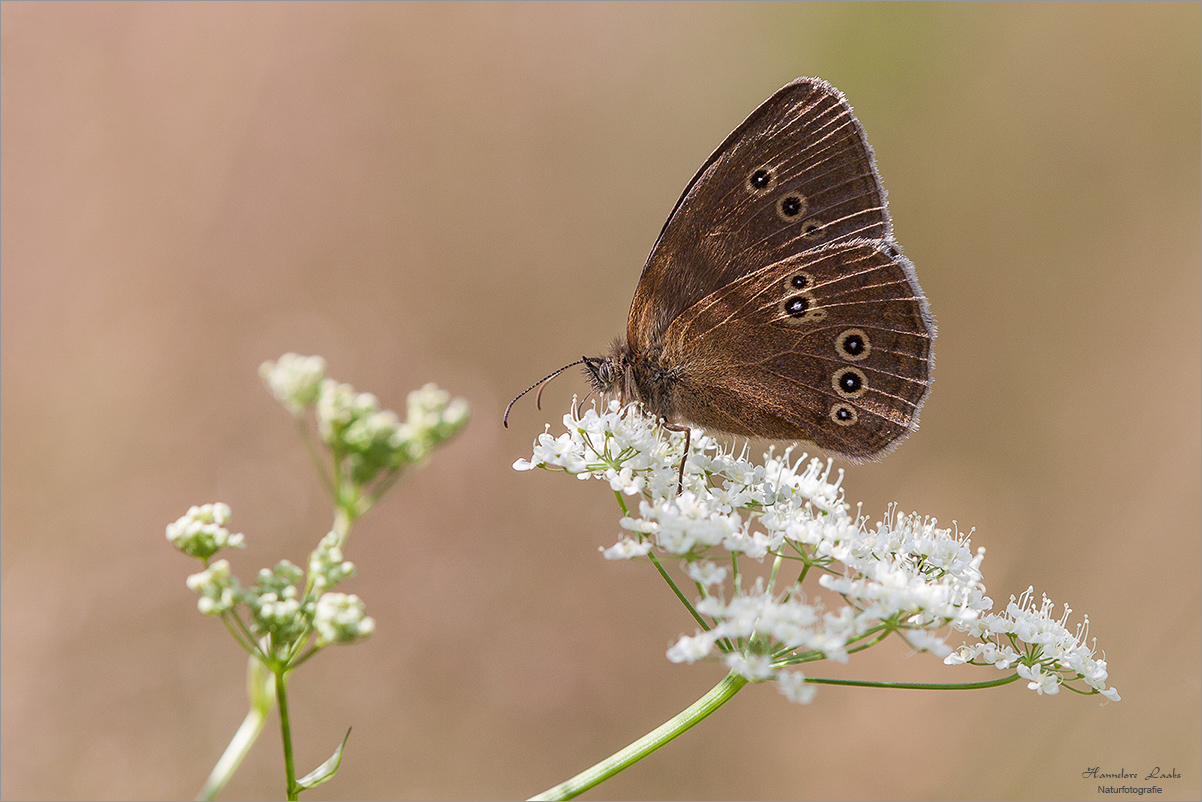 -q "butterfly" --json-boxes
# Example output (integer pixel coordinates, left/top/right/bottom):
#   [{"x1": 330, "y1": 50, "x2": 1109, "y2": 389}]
[{"x1": 508, "y1": 78, "x2": 934, "y2": 485}]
